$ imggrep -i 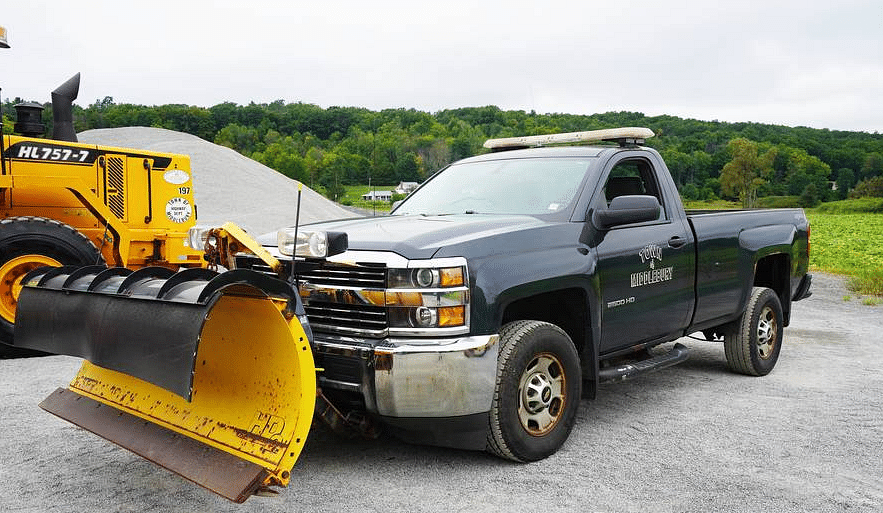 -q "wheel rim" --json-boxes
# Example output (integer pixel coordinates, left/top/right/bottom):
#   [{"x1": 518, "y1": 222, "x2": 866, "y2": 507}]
[
  {"x1": 517, "y1": 352, "x2": 567, "y2": 436},
  {"x1": 0, "y1": 254, "x2": 61, "y2": 323},
  {"x1": 756, "y1": 305, "x2": 778, "y2": 360}
]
